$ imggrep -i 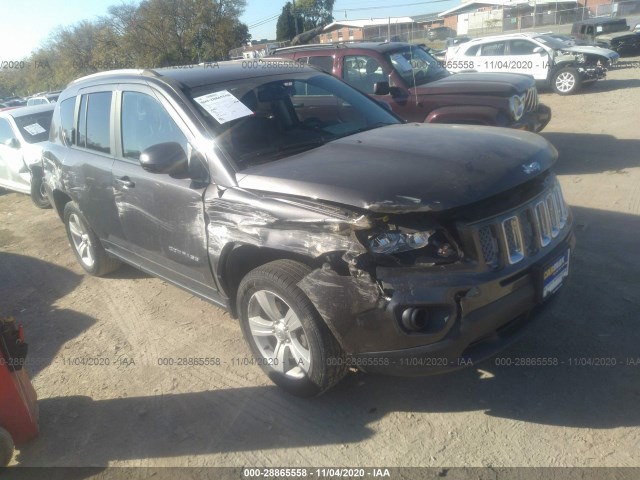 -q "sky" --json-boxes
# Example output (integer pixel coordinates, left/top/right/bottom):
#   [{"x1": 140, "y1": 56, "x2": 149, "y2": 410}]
[{"x1": 0, "y1": 0, "x2": 459, "y2": 60}]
